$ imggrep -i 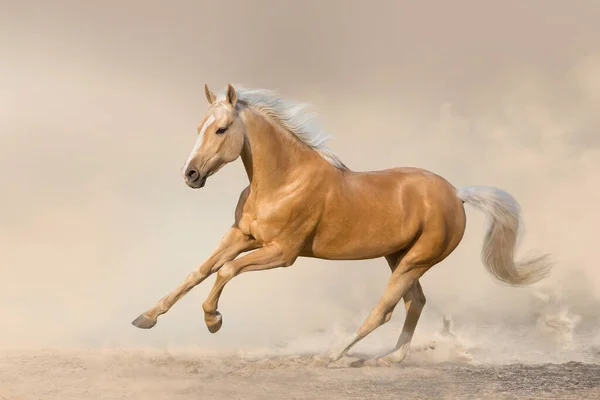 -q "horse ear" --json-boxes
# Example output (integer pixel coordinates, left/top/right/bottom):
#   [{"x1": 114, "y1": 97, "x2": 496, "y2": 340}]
[
  {"x1": 205, "y1": 84, "x2": 216, "y2": 105},
  {"x1": 225, "y1": 84, "x2": 237, "y2": 107}
]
